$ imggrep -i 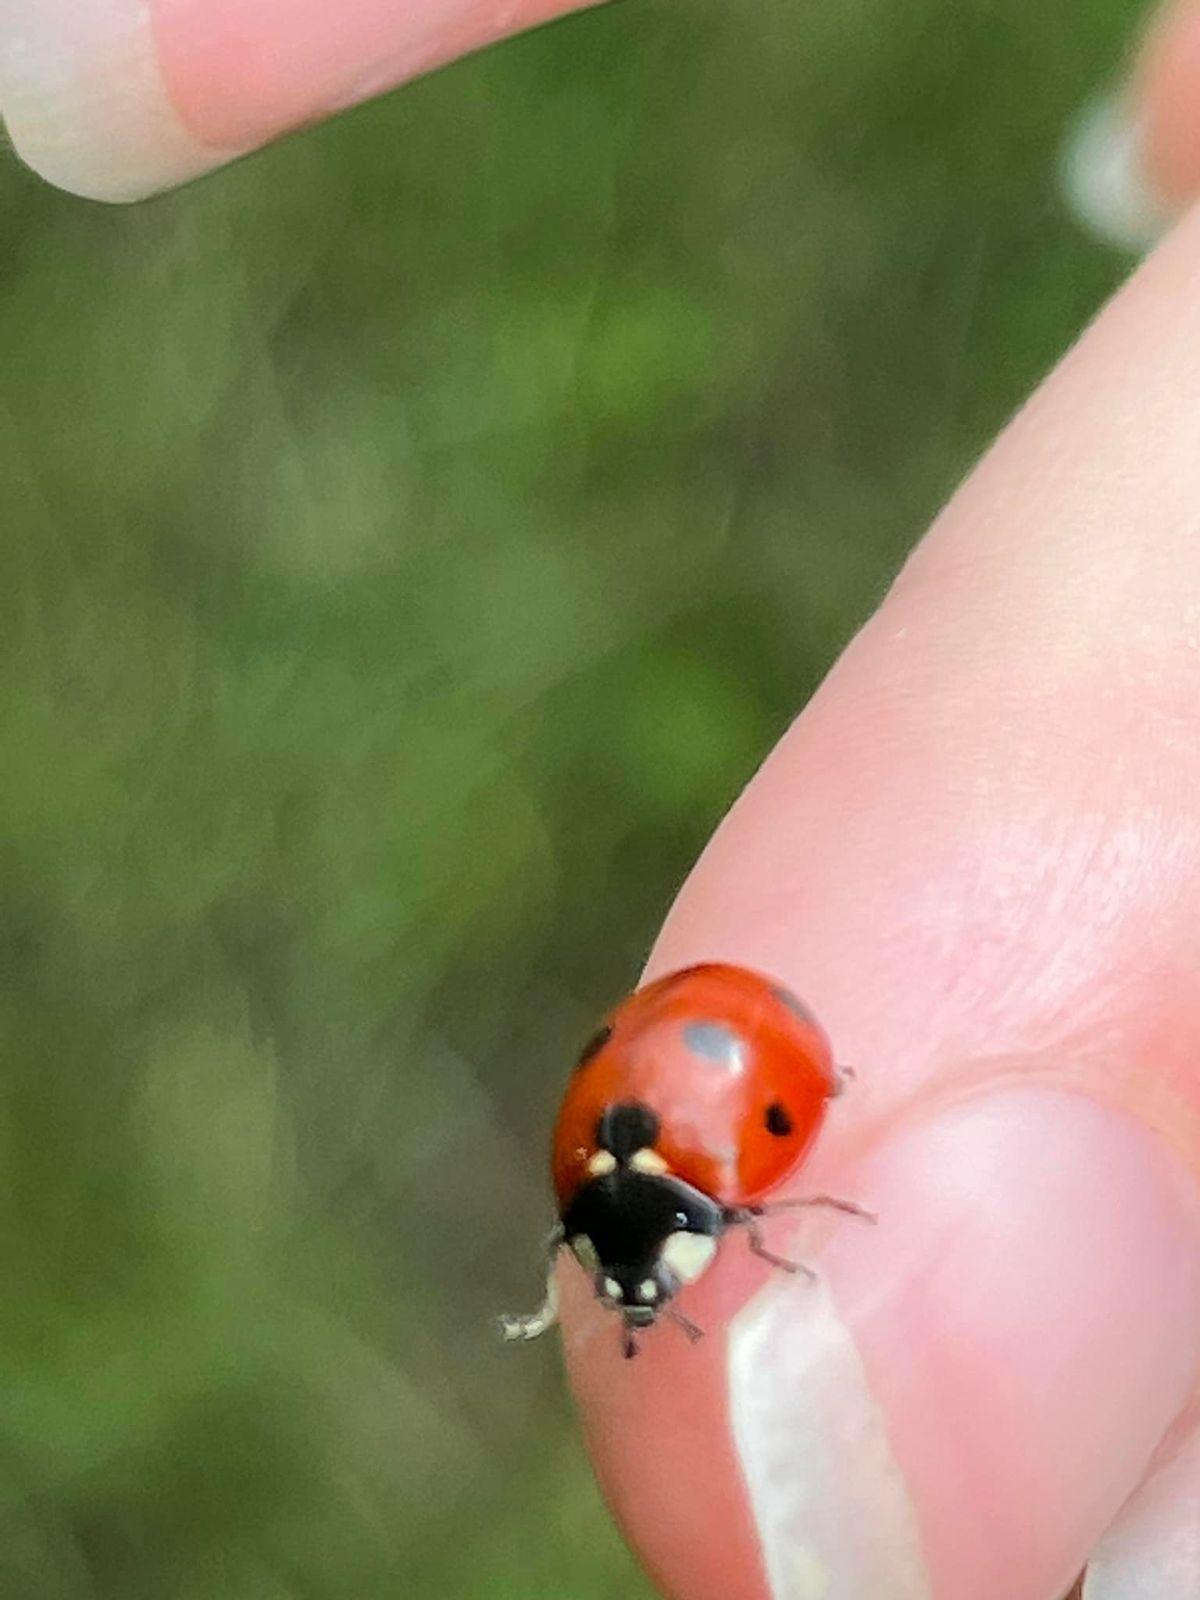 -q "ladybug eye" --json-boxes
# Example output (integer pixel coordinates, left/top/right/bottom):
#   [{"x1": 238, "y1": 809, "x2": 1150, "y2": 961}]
[
  {"x1": 764, "y1": 1102, "x2": 793, "y2": 1137},
  {"x1": 575, "y1": 1024, "x2": 613, "y2": 1070}
]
